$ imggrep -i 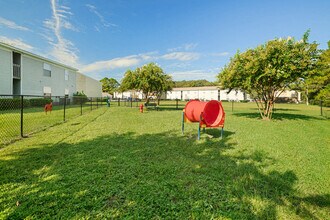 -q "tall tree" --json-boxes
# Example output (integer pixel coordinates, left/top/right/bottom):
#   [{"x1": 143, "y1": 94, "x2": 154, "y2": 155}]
[
  {"x1": 218, "y1": 33, "x2": 319, "y2": 120},
  {"x1": 120, "y1": 63, "x2": 173, "y2": 103},
  {"x1": 120, "y1": 70, "x2": 137, "y2": 92},
  {"x1": 154, "y1": 74, "x2": 174, "y2": 104},
  {"x1": 100, "y1": 77, "x2": 120, "y2": 95},
  {"x1": 308, "y1": 41, "x2": 330, "y2": 100}
]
